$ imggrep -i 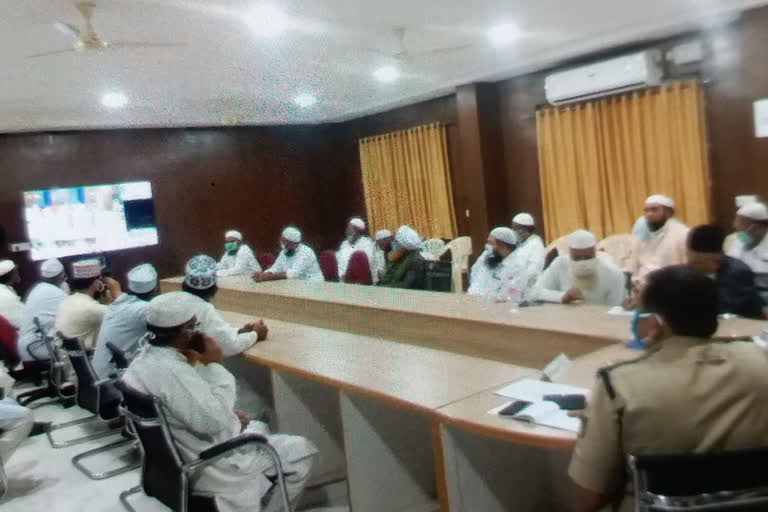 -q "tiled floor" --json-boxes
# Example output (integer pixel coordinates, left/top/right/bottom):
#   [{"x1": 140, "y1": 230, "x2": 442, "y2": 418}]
[{"x1": 1, "y1": 393, "x2": 348, "y2": 512}]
